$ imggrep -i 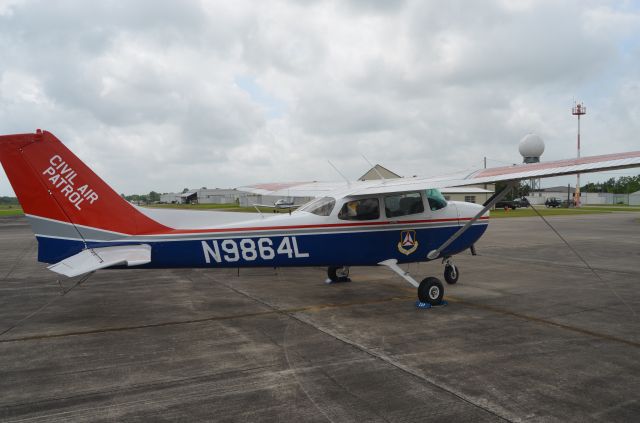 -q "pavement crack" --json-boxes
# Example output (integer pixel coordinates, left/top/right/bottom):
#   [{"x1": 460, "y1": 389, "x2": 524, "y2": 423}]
[
  {"x1": 479, "y1": 252, "x2": 640, "y2": 277},
  {"x1": 2, "y1": 239, "x2": 35, "y2": 281},
  {"x1": 288, "y1": 313, "x2": 516, "y2": 423},
  {"x1": 0, "y1": 364, "x2": 284, "y2": 421},
  {"x1": 207, "y1": 272, "x2": 515, "y2": 423},
  {"x1": 446, "y1": 296, "x2": 640, "y2": 349},
  {"x1": 0, "y1": 294, "x2": 413, "y2": 343}
]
